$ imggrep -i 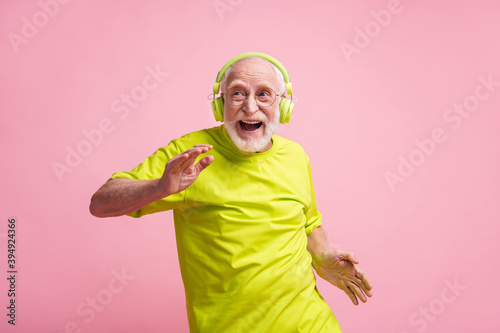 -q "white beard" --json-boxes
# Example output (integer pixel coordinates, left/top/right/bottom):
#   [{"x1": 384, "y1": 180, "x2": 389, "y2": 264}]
[{"x1": 224, "y1": 106, "x2": 280, "y2": 153}]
